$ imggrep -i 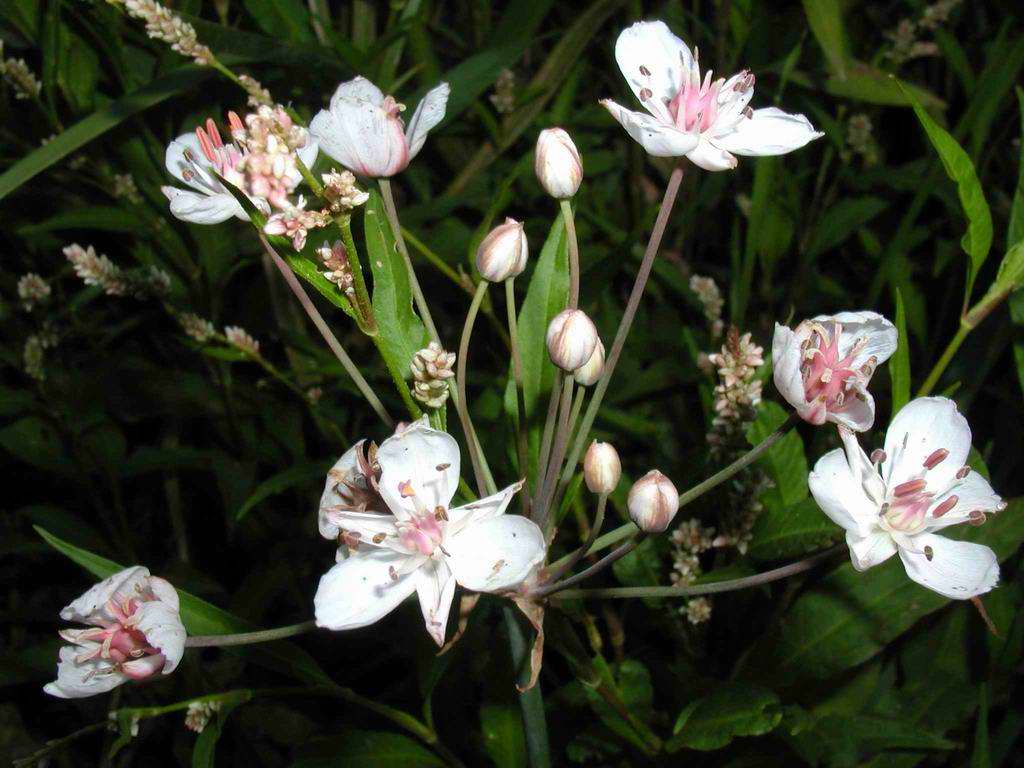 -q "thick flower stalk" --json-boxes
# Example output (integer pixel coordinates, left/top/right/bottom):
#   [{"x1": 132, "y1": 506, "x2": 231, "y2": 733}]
[
  {"x1": 809, "y1": 397, "x2": 1005, "y2": 599},
  {"x1": 315, "y1": 418, "x2": 546, "y2": 645},
  {"x1": 602, "y1": 20, "x2": 822, "y2": 168},
  {"x1": 310, "y1": 76, "x2": 450, "y2": 178},
  {"x1": 773, "y1": 311, "x2": 897, "y2": 432},
  {"x1": 45, "y1": 567, "x2": 186, "y2": 698}
]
